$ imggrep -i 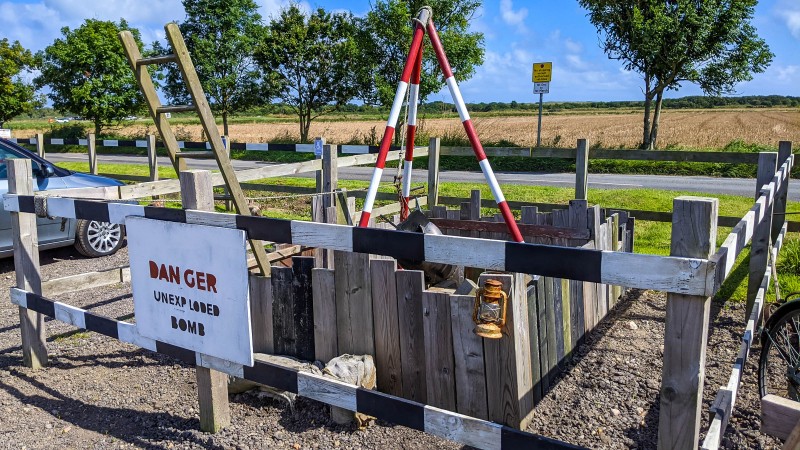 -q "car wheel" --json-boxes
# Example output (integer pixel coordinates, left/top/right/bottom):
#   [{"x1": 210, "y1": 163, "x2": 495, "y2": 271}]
[{"x1": 74, "y1": 219, "x2": 125, "y2": 257}]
